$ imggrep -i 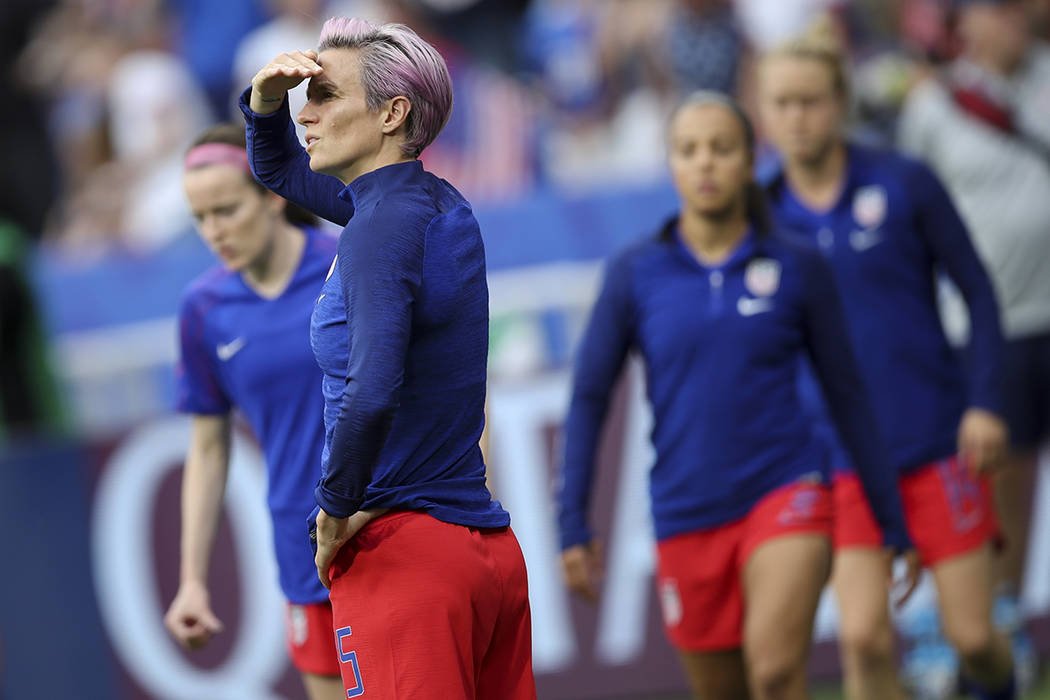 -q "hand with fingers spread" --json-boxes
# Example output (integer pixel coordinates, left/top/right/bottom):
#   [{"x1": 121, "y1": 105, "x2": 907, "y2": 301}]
[
  {"x1": 250, "y1": 49, "x2": 324, "y2": 114},
  {"x1": 164, "y1": 580, "x2": 224, "y2": 650},
  {"x1": 957, "y1": 407, "x2": 1008, "y2": 475},
  {"x1": 561, "y1": 540, "x2": 603, "y2": 604},
  {"x1": 889, "y1": 547, "x2": 922, "y2": 609}
]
